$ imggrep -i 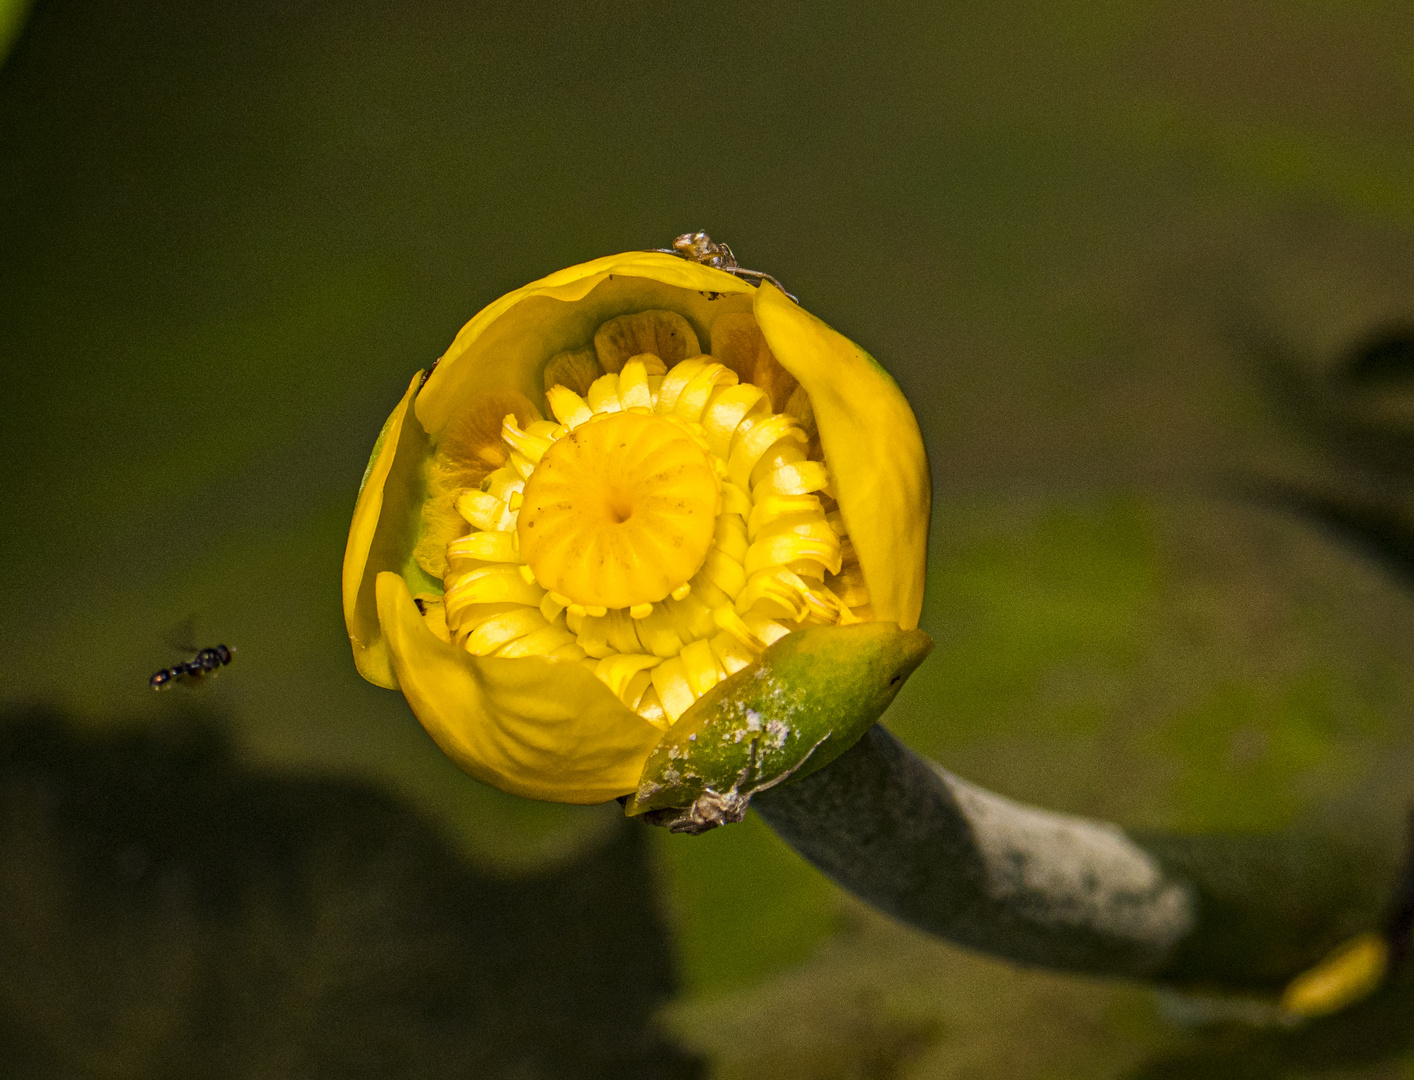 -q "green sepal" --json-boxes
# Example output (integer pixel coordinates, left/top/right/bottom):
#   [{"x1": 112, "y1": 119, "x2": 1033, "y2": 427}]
[{"x1": 626, "y1": 622, "x2": 933, "y2": 833}]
